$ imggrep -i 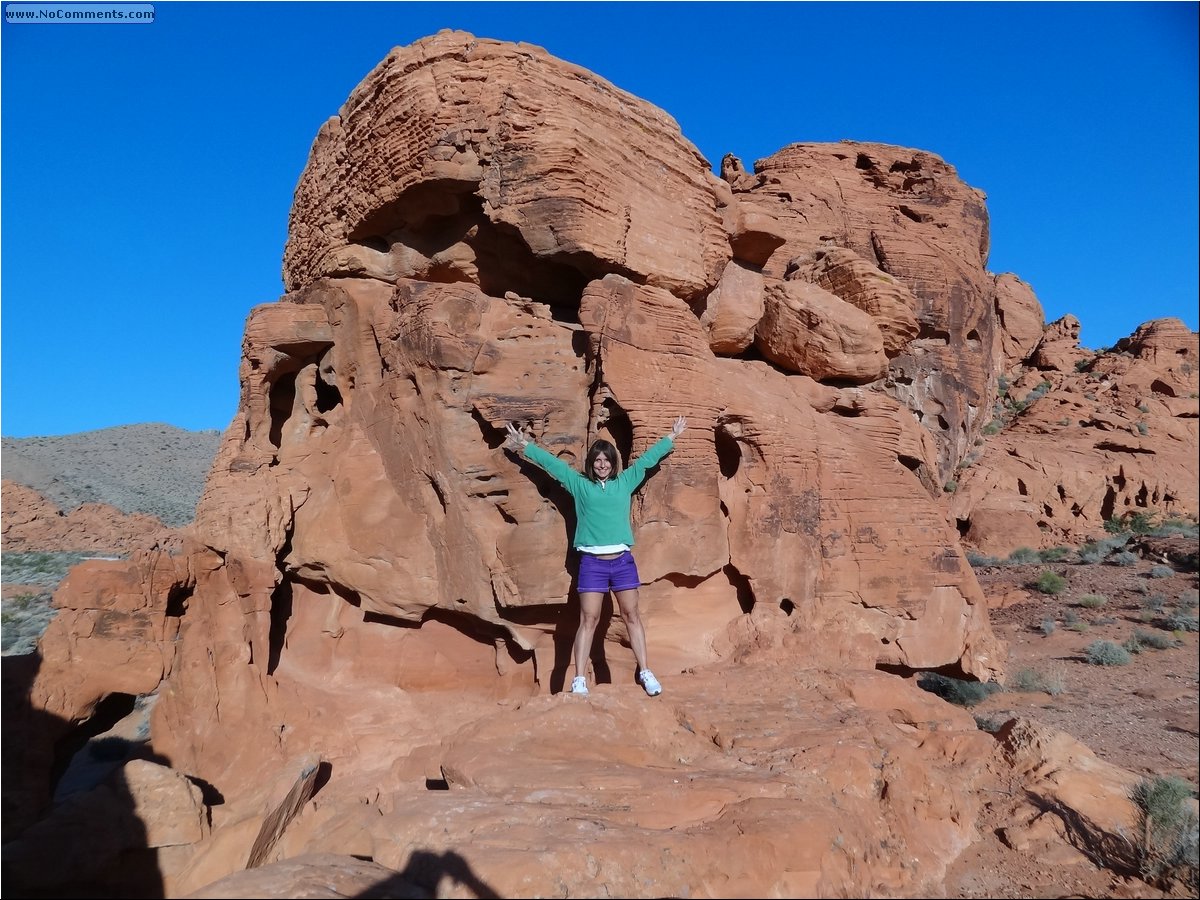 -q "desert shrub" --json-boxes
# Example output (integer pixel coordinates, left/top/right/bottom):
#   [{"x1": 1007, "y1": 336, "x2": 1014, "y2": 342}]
[
  {"x1": 1127, "y1": 511, "x2": 1158, "y2": 534},
  {"x1": 1007, "y1": 666, "x2": 1066, "y2": 696},
  {"x1": 1144, "y1": 595, "x2": 1168, "y2": 613},
  {"x1": 1149, "y1": 565, "x2": 1174, "y2": 579},
  {"x1": 1093, "y1": 616, "x2": 1118, "y2": 626},
  {"x1": 1133, "y1": 629, "x2": 1176, "y2": 650},
  {"x1": 1085, "y1": 640, "x2": 1131, "y2": 666},
  {"x1": 917, "y1": 673, "x2": 1001, "y2": 707},
  {"x1": 1038, "y1": 547, "x2": 1072, "y2": 562},
  {"x1": 997, "y1": 374, "x2": 1010, "y2": 394},
  {"x1": 982, "y1": 421, "x2": 1003, "y2": 436},
  {"x1": 1137, "y1": 592, "x2": 1166, "y2": 614},
  {"x1": 1111, "y1": 550, "x2": 1140, "y2": 567},
  {"x1": 0, "y1": 592, "x2": 56, "y2": 655},
  {"x1": 1035, "y1": 571, "x2": 1067, "y2": 594},
  {"x1": 1133, "y1": 581, "x2": 1150, "y2": 594},
  {"x1": 1063, "y1": 609, "x2": 1081, "y2": 627},
  {"x1": 1068, "y1": 621, "x2": 1090, "y2": 632},
  {"x1": 1, "y1": 551, "x2": 90, "y2": 585},
  {"x1": 1137, "y1": 402, "x2": 1151, "y2": 413},
  {"x1": 1167, "y1": 614, "x2": 1199, "y2": 633},
  {"x1": 1080, "y1": 534, "x2": 1131, "y2": 563},
  {"x1": 1178, "y1": 590, "x2": 1199, "y2": 611},
  {"x1": 1007, "y1": 547, "x2": 1040, "y2": 565},
  {"x1": 1074, "y1": 358, "x2": 1092, "y2": 372},
  {"x1": 1152, "y1": 517, "x2": 1200, "y2": 539},
  {"x1": 1130, "y1": 775, "x2": 1200, "y2": 890},
  {"x1": 1077, "y1": 594, "x2": 1108, "y2": 609},
  {"x1": 943, "y1": 480, "x2": 957, "y2": 493},
  {"x1": 973, "y1": 714, "x2": 1006, "y2": 733},
  {"x1": 1039, "y1": 618, "x2": 1056, "y2": 635},
  {"x1": 1137, "y1": 421, "x2": 1150, "y2": 436},
  {"x1": 1123, "y1": 635, "x2": 1144, "y2": 654},
  {"x1": 966, "y1": 551, "x2": 999, "y2": 568}
]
